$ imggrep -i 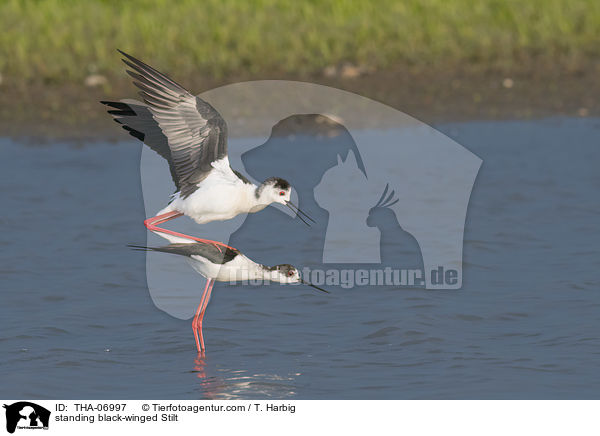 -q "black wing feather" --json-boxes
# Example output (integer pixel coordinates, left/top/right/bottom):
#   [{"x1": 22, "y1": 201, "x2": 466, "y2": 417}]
[
  {"x1": 102, "y1": 50, "x2": 229, "y2": 197},
  {"x1": 128, "y1": 243, "x2": 240, "y2": 265}
]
